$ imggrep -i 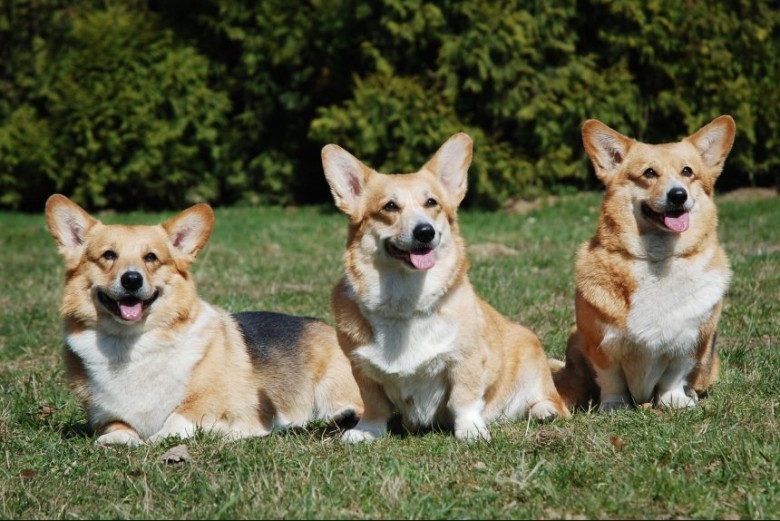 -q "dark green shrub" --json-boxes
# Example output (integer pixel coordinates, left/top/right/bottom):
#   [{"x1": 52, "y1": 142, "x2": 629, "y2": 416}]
[
  {"x1": 584, "y1": 0, "x2": 780, "y2": 189},
  {"x1": 0, "y1": 2, "x2": 230, "y2": 211},
  {"x1": 1, "y1": 0, "x2": 777, "y2": 210}
]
